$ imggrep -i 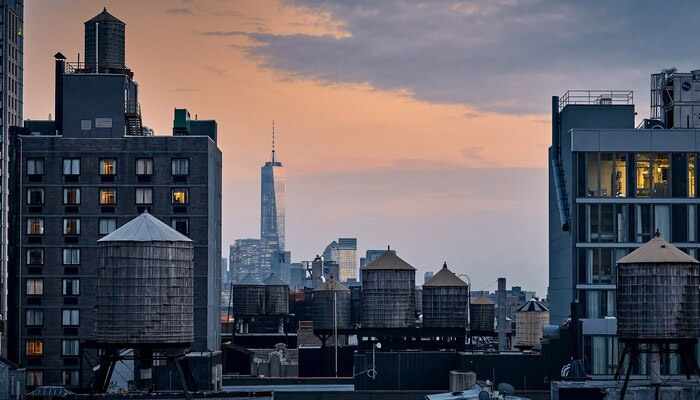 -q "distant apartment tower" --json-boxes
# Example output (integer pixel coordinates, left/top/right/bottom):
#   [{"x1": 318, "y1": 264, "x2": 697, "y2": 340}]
[
  {"x1": 424, "y1": 271, "x2": 434, "y2": 284},
  {"x1": 271, "y1": 250, "x2": 291, "y2": 284},
  {"x1": 0, "y1": 0, "x2": 23, "y2": 355},
  {"x1": 322, "y1": 238, "x2": 357, "y2": 281},
  {"x1": 7, "y1": 9, "x2": 222, "y2": 388},
  {"x1": 365, "y1": 249, "x2": 395, "y2": 265},
  {"x1": 549, "y1": 69, "x2": 700, "y2": 374}
]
